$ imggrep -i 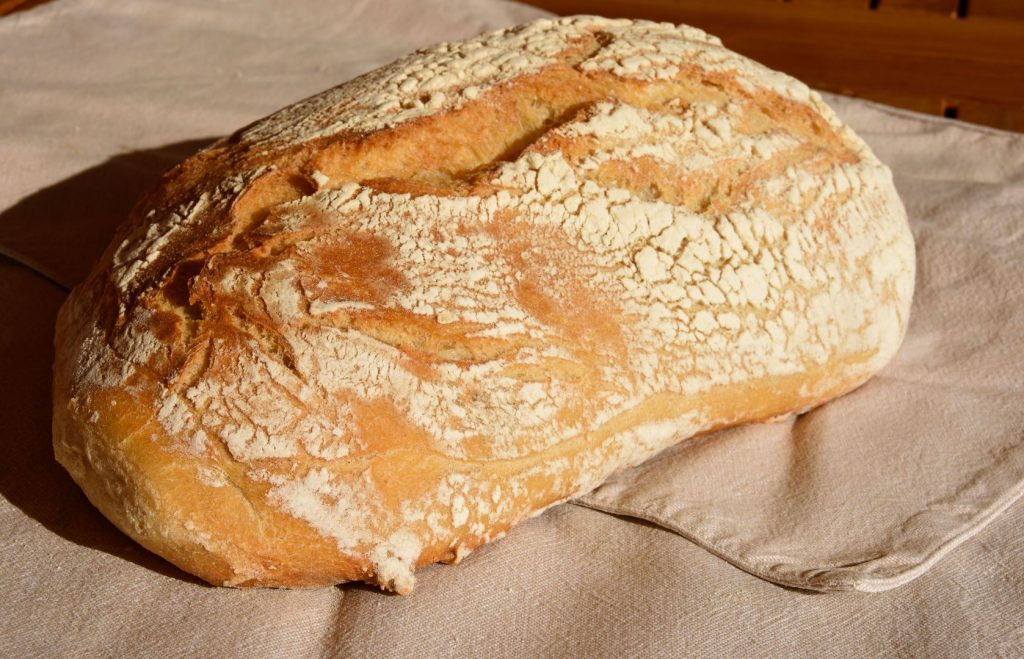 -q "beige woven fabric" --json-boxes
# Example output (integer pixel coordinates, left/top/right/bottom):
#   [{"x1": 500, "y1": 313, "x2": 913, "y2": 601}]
[{"x1": 2, "y1": 1, "x2": 1023, "y2": 655}]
